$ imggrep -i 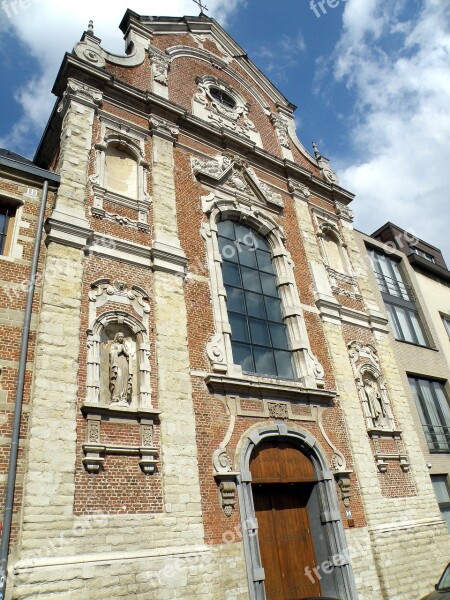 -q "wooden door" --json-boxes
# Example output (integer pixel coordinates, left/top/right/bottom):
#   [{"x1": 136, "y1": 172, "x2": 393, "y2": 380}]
[
  {"x1": 253, "y1": 484, "x2": 321, "y2": 600},
  {"x1": 251, "y1": 441, "x2": 321, "y2": 599}
]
